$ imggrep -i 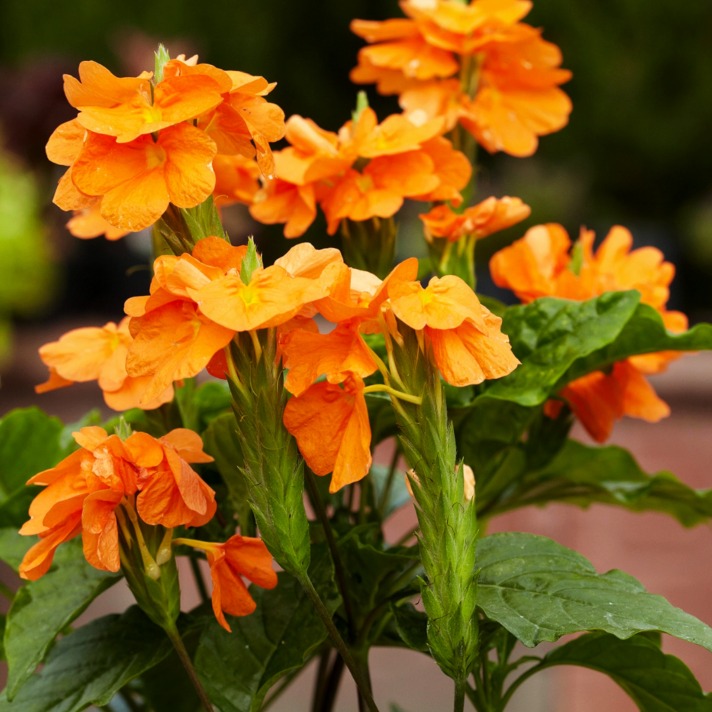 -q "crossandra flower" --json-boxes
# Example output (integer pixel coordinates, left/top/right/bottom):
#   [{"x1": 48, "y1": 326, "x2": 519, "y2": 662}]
[
  {"x1": 35, "y1": 318, "x2": 174, "y2": 411},
  {"x1": 490, "y1": 223, "x2": 689, "y2": 440},
  {"x1": 47, "y1": 55, "x2": 285, "y2": 235},
  {"x1": 174, "y1": 535, "x2": 278, "y2": 632},
  {"x1": 388, "y1": 274, "x2": 520, "y2": 385},
  {"x1": 125, "y1": 238, "x2": 344, "y2": 404},
  {"x1": 420, "y1": 195, "x2": 530, "y2": 242},
  {"x1": 250, "y1": 107, "x2": 469, "y2": 237},
  {"x1": 351, "y1": 0, "x2": 572, "y2": 157},
  {"x1": 283, "y1": 374, "x2": 372, "y2": 493},
  {"x1": 19, "y1": 427, "x2": 215, "y2": 581}
]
